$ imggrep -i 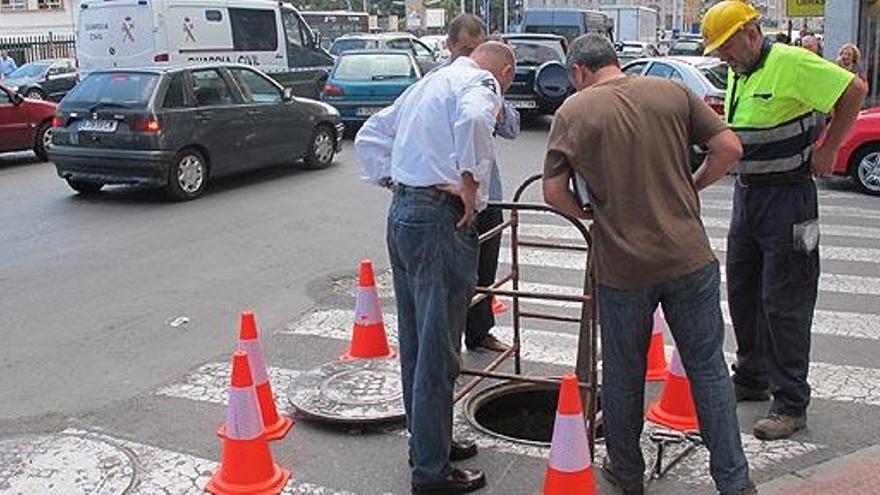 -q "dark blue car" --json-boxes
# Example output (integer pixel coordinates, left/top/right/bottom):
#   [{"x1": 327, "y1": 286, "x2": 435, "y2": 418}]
[{"x1": 321, "y1": 50, "x2": 421, "y2": 125}]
